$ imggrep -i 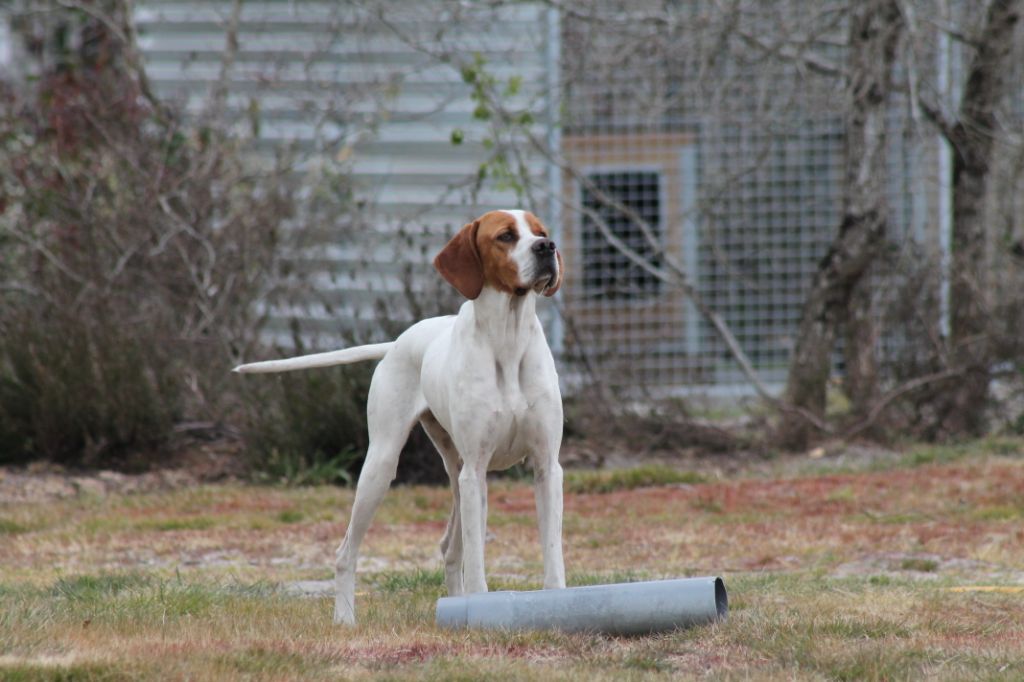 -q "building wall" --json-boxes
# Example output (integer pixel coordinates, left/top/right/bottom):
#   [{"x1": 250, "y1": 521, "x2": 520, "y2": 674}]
[
  {"x1": 135, "y1": 0, "x2": 553, "y2": 346},
  {"x1": 130, "y1": 1, "x2": 1023, "y2": 395}
]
